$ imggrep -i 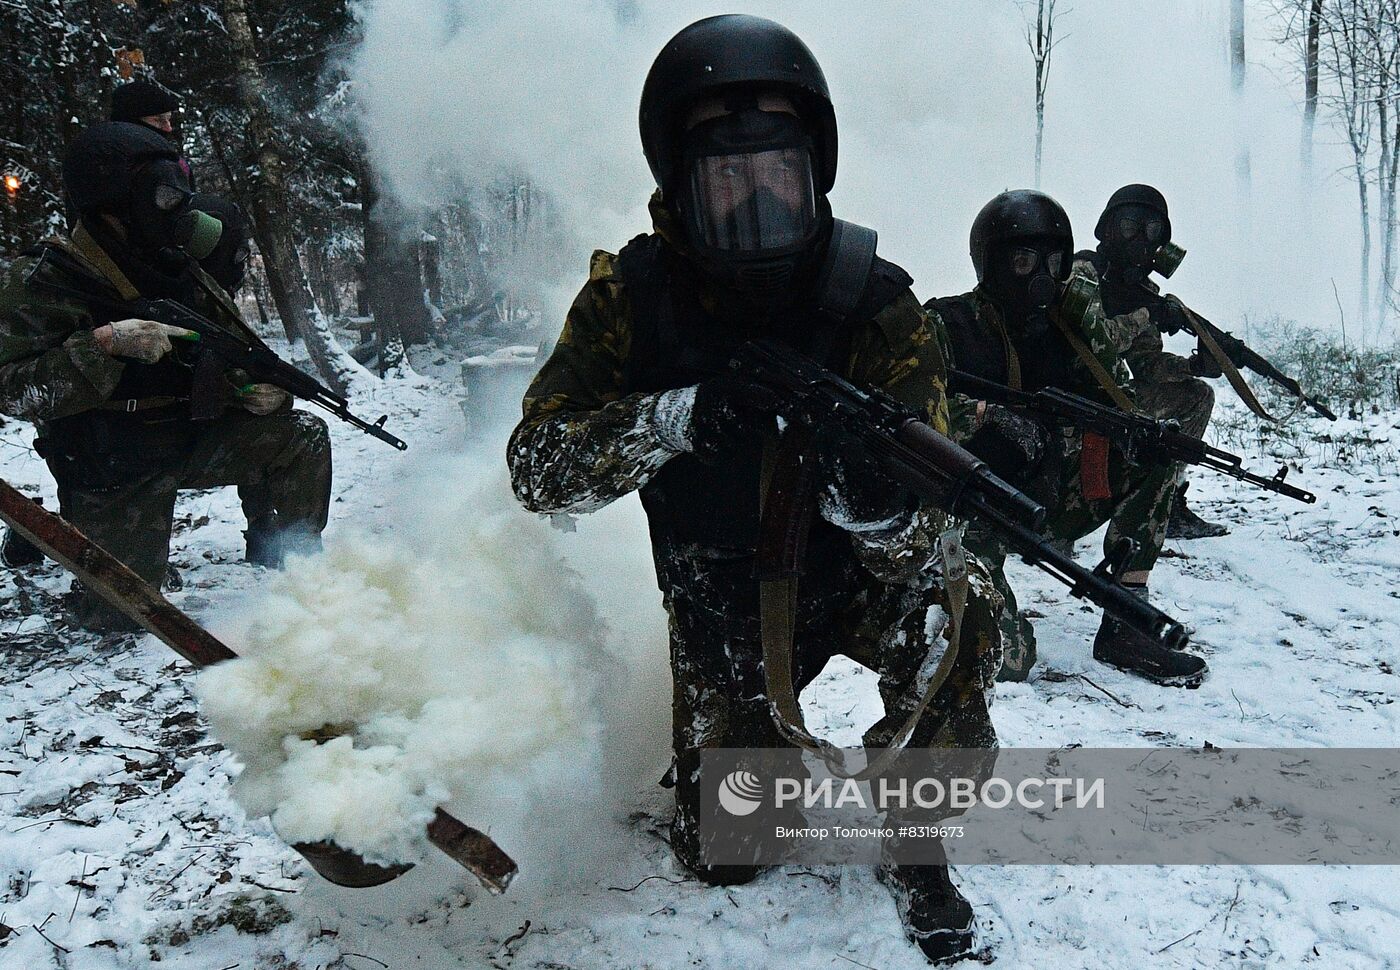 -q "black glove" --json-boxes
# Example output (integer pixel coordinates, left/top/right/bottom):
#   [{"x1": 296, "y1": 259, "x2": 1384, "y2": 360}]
[
  {"x1": 690, "y1": 376, "x2": 782, "y2": 461},
  {"x1": 816, "y1": 431, "x2": 915, "y2": 530},
  {"x1": 1154, "y1": 298, "x2": 1193, "y2": 336},
  {"x1": 966, "y1": 404, "x2": 1048, "y2": 482},
  {"x1": 1188, "y1": 345, "x2": 1224, "y2": 378}
]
